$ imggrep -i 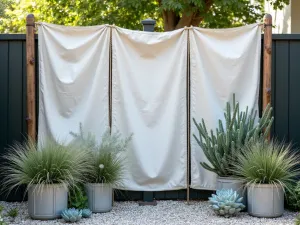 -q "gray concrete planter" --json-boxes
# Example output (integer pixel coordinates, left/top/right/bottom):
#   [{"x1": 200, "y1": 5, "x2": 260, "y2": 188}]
[
  {"x1": 85, "y1": 183, "x2": 113, "y2": 213},
  {"x1": 216, "y1": 176, "x2": 247, "y2": 206},
  {"x1": 28, "y1": 184, "x2": 68, "y2": 220},
  {"x1": 247, "y1": 184, "x2": 284, "y2": 218}
]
